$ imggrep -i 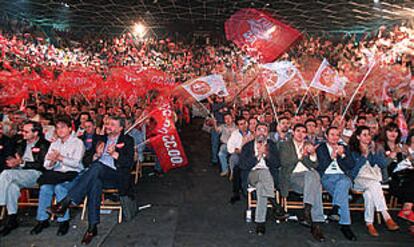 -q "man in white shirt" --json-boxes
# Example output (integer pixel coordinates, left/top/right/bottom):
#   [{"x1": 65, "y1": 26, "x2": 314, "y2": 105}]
[
  {"x1": 214, "y1": 113, "x2": 237, "y2": 176},
  {"x1": 31, "y1": 115, "x2": 85, "y2": 236},
  {"x1": 227, "y1": 117, "x2": 252, "y2": 178},
  {"x1": 279, "y1": 124, "x2": 325, "y2": 242},
  {"x1": 316, "y1": 127, "x2": 356, "y2": 241}
]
